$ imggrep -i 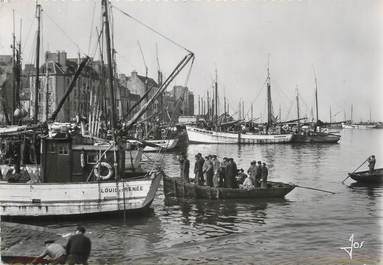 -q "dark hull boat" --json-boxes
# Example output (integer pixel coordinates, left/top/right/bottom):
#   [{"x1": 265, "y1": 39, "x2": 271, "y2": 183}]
[
  {"x1": 292, "y1": 132, "x2": 340, "y2": 143},
  {"x1": 163, "y1": 176, "x2": 295, "y2": 199},
  {"x1": 348, "y1": 168, "x2": 383, "y2": 184},
  {"x1": 1, "y1": 256, "x2": 51, "y2": 264}
]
